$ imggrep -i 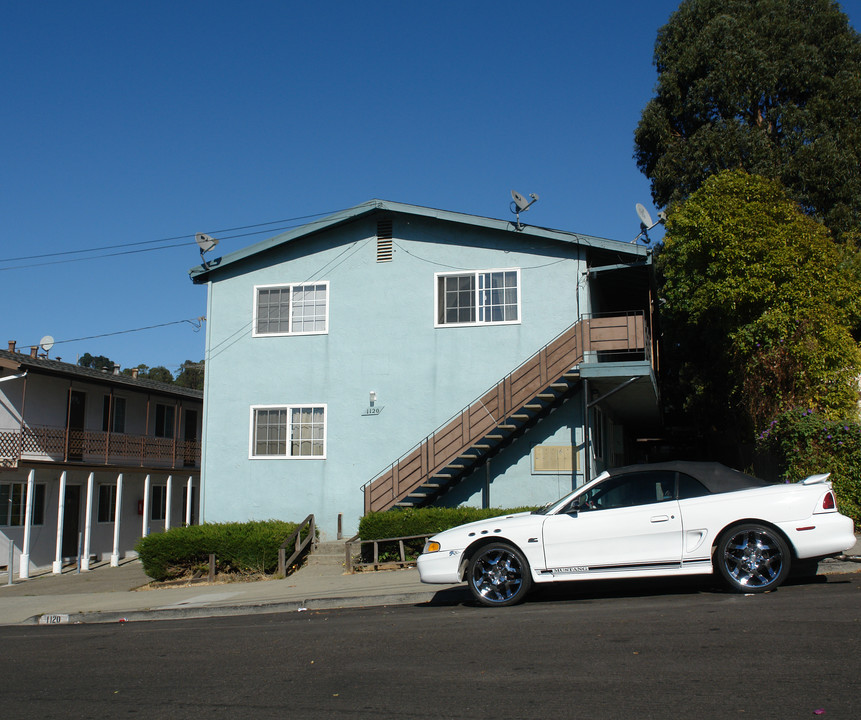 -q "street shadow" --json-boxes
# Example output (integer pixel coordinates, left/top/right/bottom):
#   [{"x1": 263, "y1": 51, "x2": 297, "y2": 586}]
[{"x1": 420, "y1": 571, "x2": 838, "y2": 608}]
